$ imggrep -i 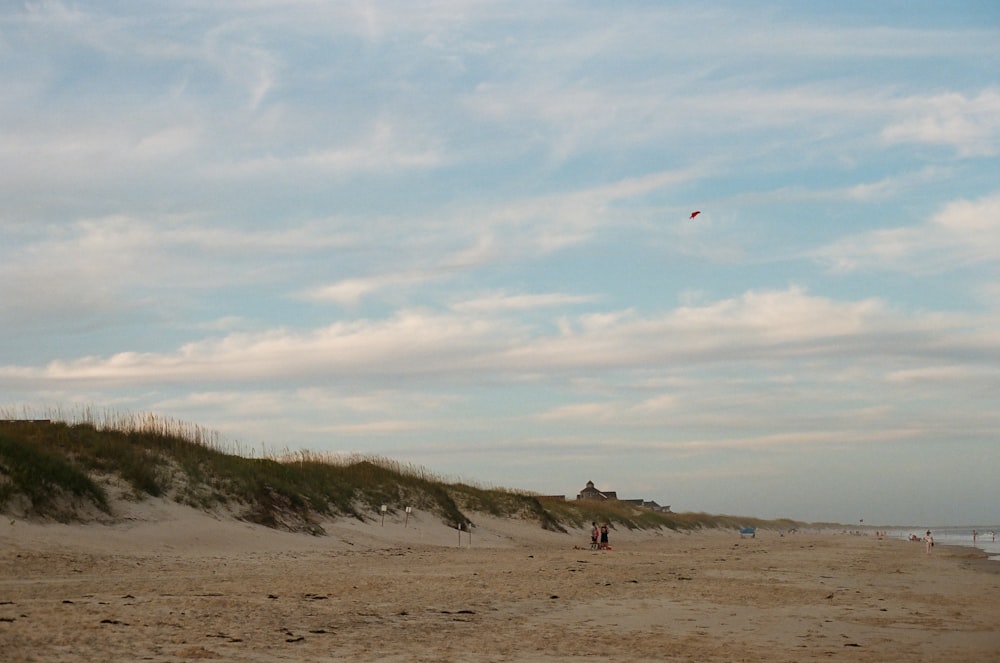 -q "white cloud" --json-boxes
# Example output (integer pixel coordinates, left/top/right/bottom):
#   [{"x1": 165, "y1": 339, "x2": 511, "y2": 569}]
[
  {"x1": 312, "y1": 420, "x2": 428, "y2": 435},
  {"x1": 732, "y1": 167, "x2": 950, "y2": 206},
  {"x1": 300, "y1": 267, "x2": 449, "y2": 306},
  {"x1": 536, "y1": 392, "x2": 677, "y2": 426},
  {"x1": 134, "y1": 125, "x2": 201, "y2": 159},
  {"x1": 536, "y1": 401, "x2": 618, "y2": 422},
  {"x1": 815, "y1": 193, "x2": 1000, "y2": 274},
  {"x1": 882, "y1": 89, "x2": 1000, "y2": 157},
  {"x1": 451, "y1": 291, "x2": 596, "y2": 313},
  {"x1": 210, "y1": 118, "x2": 445, "y2": 179},
  {"x1": 301, "y1": 275, "x2": 408, "y2": 306},
  {"x1": 0, "y1": 286, "x2": 981, "y2": 390},
  {"x1": 0, "y1": 215, "x2": 358, "y2": 329},
  {"x1": 301, "y1": 278, "x2": 384, "y2": 307},
  {"x1": 885, "y1": 365, "x2": 998, "y2": 385},
  {"x1": 458, "y1": 166, "x2": 707, "y2": 257}
]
